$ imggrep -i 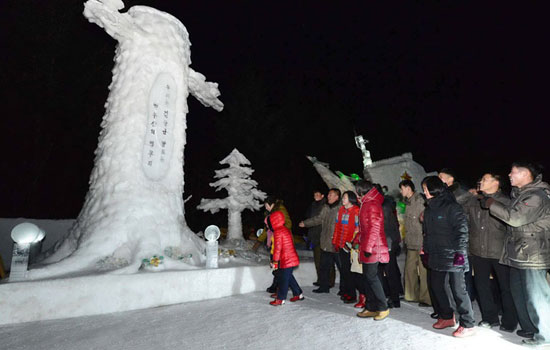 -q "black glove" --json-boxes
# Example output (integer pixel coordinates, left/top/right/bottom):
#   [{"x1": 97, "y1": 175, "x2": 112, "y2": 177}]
[
  {"x1": 364, "y1": 251, "x2": 372, "y2": 258},
  {"x1": 420, "y1": 252, "x2": 429, "y2": 268},
  {"x1": 393, "y1": 244, "x2": 401, "y2": 257}
]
